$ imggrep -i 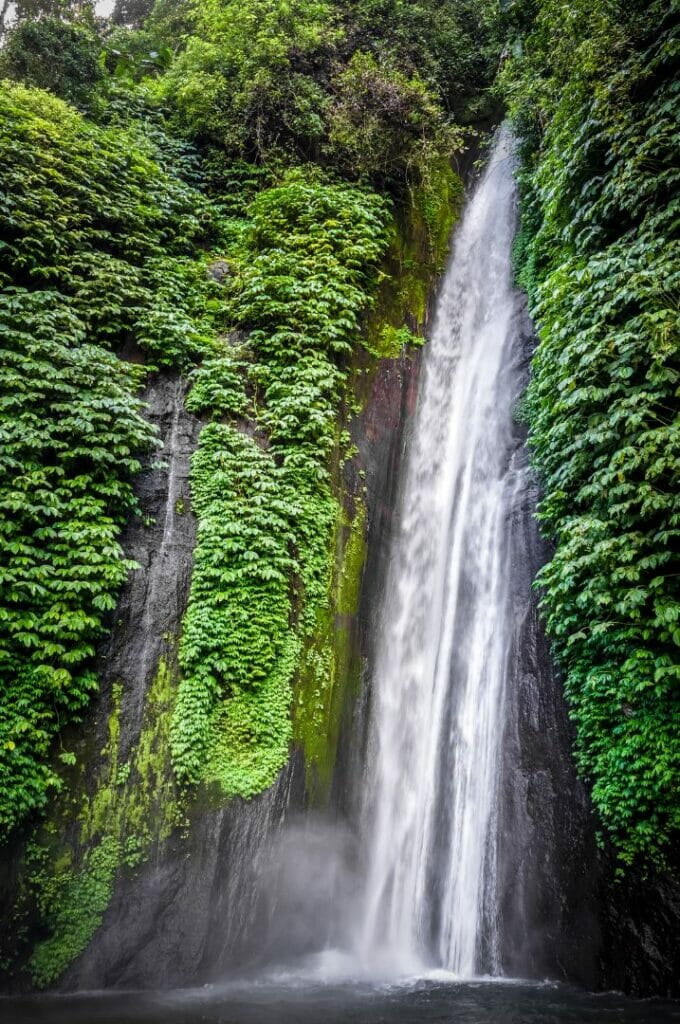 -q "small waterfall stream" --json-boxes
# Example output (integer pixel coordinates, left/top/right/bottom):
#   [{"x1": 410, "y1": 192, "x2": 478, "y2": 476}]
[{"x1": 356, "y1": 127, "x2": 522, "y2": 976}]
